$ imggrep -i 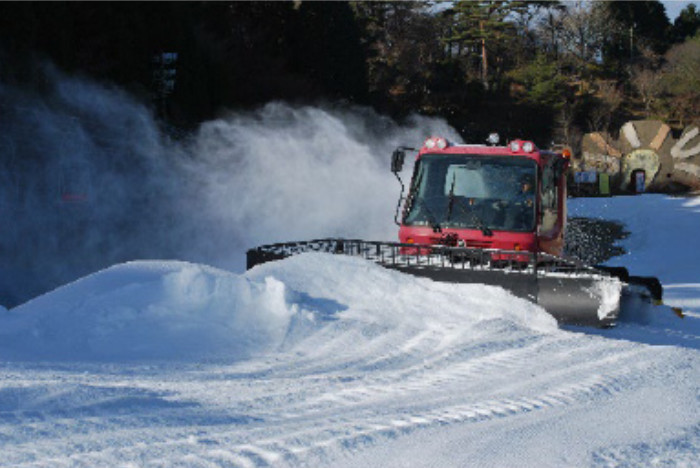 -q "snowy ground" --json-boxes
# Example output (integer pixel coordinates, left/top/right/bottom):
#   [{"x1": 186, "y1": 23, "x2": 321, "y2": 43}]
[{"x1": 0, "y1": 194, "x2": 698, "y2": 467}]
